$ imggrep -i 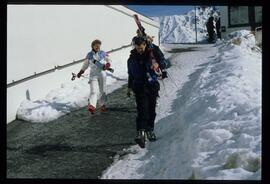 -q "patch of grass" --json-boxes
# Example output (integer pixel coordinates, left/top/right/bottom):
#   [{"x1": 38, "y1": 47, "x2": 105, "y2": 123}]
[
  {"x1": 245, "y1": 157, "x2": 261, "y2": 172},
  {"x1": 223, "y1": 153, "x2": 239, "y2": 169}
]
